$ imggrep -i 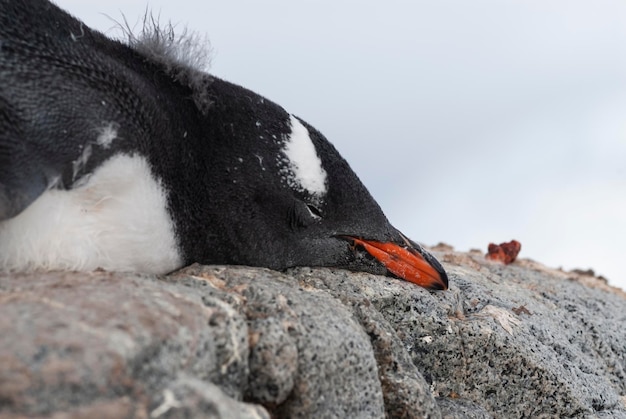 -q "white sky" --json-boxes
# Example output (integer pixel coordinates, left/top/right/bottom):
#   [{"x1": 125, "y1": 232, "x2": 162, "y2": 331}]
[{"x1": 54, "y1": 0, "x2": 626, "y2": 290}]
